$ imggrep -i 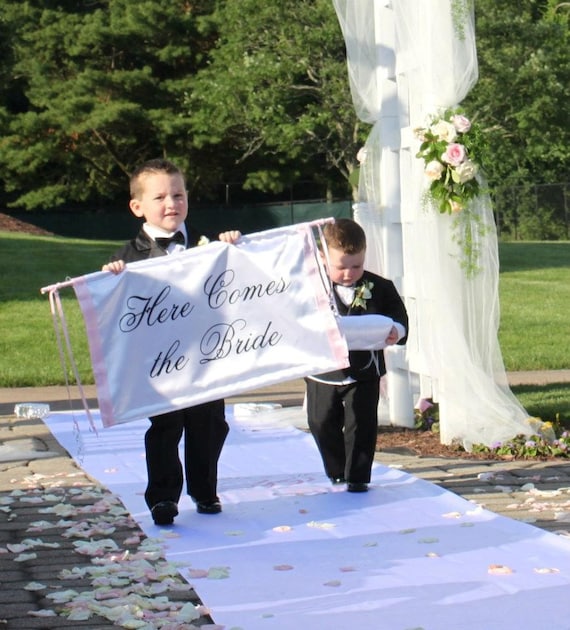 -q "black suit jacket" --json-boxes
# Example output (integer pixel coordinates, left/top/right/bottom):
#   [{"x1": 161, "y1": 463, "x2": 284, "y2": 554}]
[
  {"x1": 316, "y1": 270, "x2": 408, "y2": 381},
  {"x1": 110, "y1": 224, "x2": 208, "y2": 263}
]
